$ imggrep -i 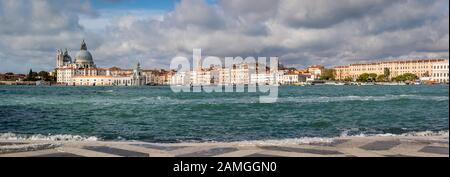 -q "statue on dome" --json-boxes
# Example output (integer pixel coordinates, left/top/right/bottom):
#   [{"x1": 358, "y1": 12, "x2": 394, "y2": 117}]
[{"x1": 80, "y1": 39, "x2": 87, "y2": 50}]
